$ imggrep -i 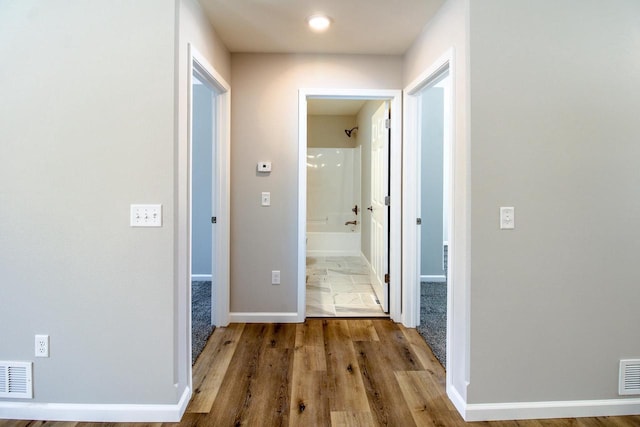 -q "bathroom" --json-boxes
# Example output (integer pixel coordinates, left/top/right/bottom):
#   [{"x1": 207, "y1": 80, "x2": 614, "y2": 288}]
[{"x1": 305, "y1": 99, "x2": 388, "y2": 317}]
